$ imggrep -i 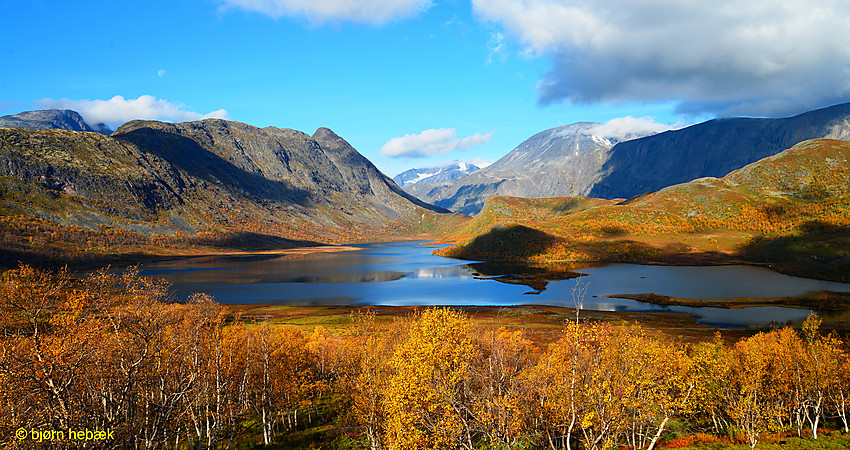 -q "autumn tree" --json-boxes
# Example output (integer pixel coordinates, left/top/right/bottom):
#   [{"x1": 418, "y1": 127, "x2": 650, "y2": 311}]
[
  {"x1": 688, "y1": 334, "x2": 731, "y2": 434},
  {"x1": 0, "y1": 265, "x2": 87, "y2": 431},
  {"x1": 471, "y1": 326, "x2": 537, "y2": 448},
  {"x1": 529, "y1": 321, "x2": 598, "y2": 449},
  {"x1": 382, "y1": 308, "x2": 477, "y2": 450},
  {"x1": 344, "y1": 309, "x2": 405, "y2": 450},
  {"x1": 796, "y1": 314, "x2": 843, "y2": 439},
  {"x1": 722, "y1": 330, "x2": 787, "y2": 449},
  {"x1": 247, "y1": 323, "x2": 317, "y2": 445},
  {"x1": 830, "y1": 346, "x2": 850, "y2": 433}
]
